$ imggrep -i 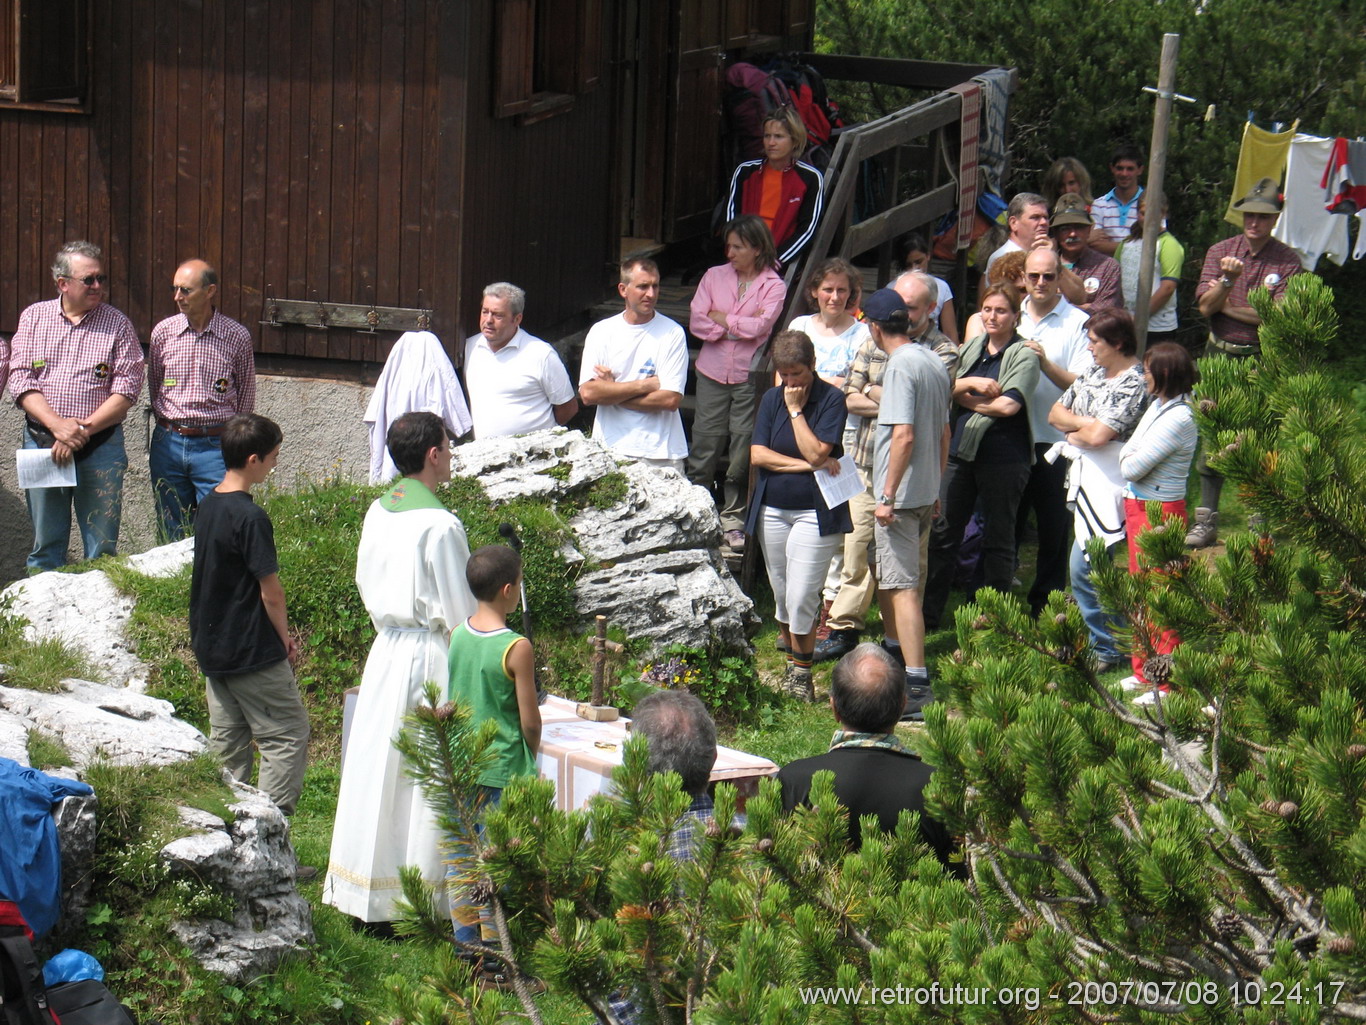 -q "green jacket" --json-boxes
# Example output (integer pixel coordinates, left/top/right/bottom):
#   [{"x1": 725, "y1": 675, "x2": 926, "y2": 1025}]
[{"x1": 953, "y1": 332, "x2": 1040, "y2": 463}]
